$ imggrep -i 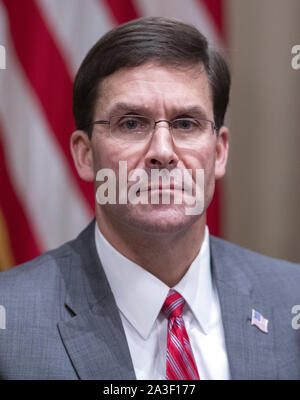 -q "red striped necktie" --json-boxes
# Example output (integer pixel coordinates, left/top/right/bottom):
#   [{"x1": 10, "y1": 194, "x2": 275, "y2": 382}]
[{"x1": 162, "y1": 289, "x2": 200, "y2": 380}]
